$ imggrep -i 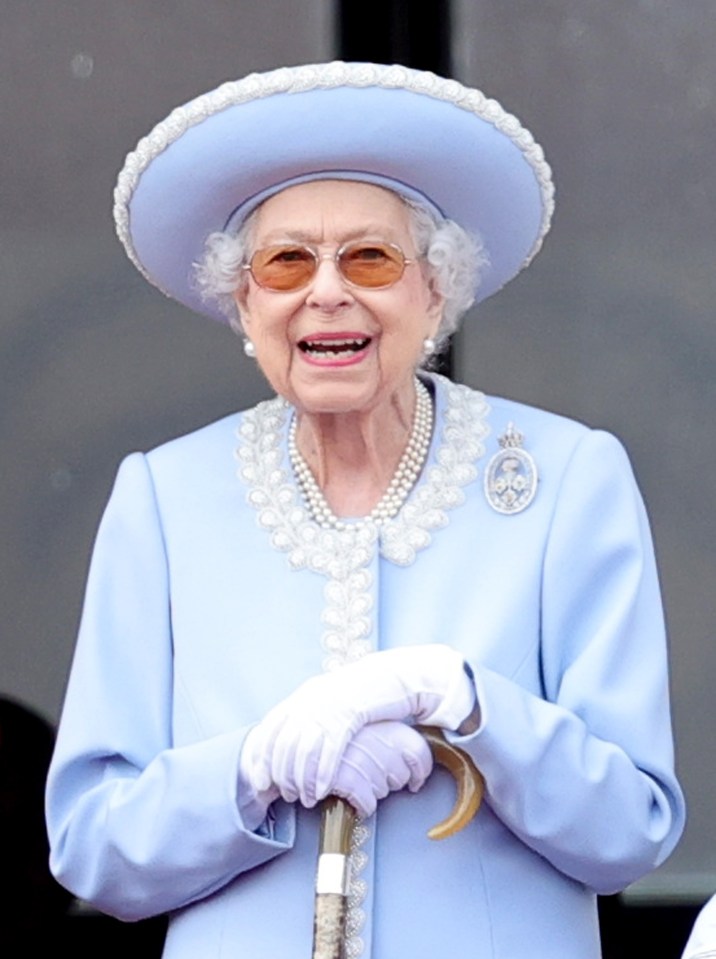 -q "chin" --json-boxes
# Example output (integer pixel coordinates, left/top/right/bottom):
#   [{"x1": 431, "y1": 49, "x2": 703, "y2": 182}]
[{"x1": 289, "y1": 381, "x2": 383, "y2": 417}]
